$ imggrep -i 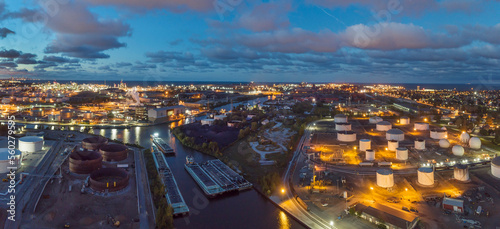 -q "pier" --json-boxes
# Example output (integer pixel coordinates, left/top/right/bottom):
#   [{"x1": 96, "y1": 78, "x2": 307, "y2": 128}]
[
  {"x1": 185, "y1": 159, "x2": 252, "y2": 197},
  {"x1": 150, "y1": 144, "x2": 189, "y2": 216},
  {"x1": 151, "y1": 135, "x2": 175, "y2": 155}
]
